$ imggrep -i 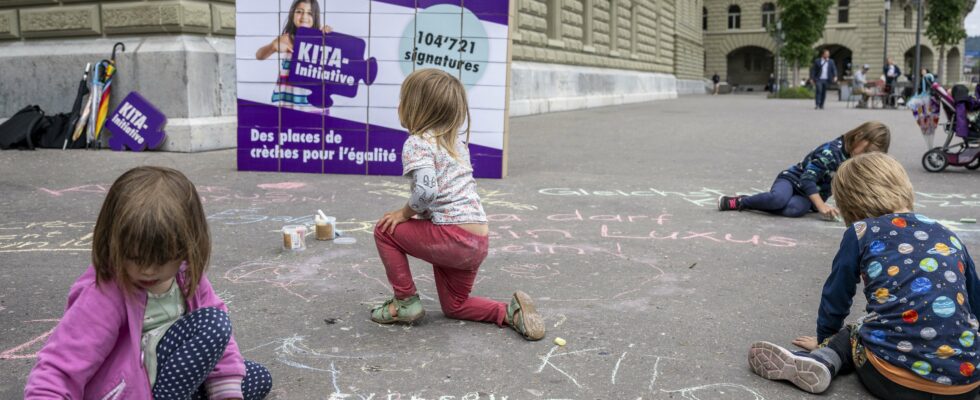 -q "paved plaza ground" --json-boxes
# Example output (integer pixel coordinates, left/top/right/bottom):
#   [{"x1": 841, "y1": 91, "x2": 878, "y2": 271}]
[{"x1": 1, "y1": 94, "x2": 978, "y2": 399}]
